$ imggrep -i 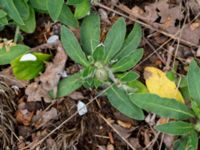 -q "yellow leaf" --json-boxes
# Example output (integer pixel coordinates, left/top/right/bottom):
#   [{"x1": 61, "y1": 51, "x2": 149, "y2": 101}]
[{"x1": 144, "y1": 67, "x2": 184, "y2": 103}]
